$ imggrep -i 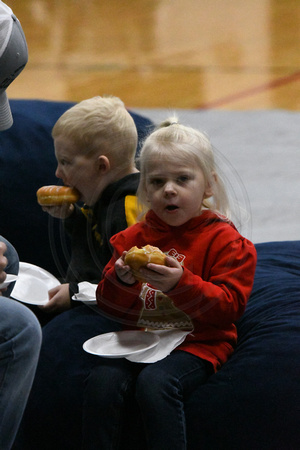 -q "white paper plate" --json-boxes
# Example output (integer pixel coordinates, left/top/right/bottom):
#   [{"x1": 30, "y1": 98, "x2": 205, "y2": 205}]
[
  {"x1": 11, "y1": 262, "x2": 60, "y2": 305},
  {"x1": 83, "y1": 330, "x2": 160, "y2": 358},
  {"x1": 72, "y1": 281, "x2": 97, "y2": 304},
  {"x1": 72, "y1": 294, "x2": 97, "y2": 304},
  {"x1": 0, "y1": 274, "x2": 18, "y2": 290},
  {"x1": 126, "y1": 329, "x2": 190, "y2": 363}
]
